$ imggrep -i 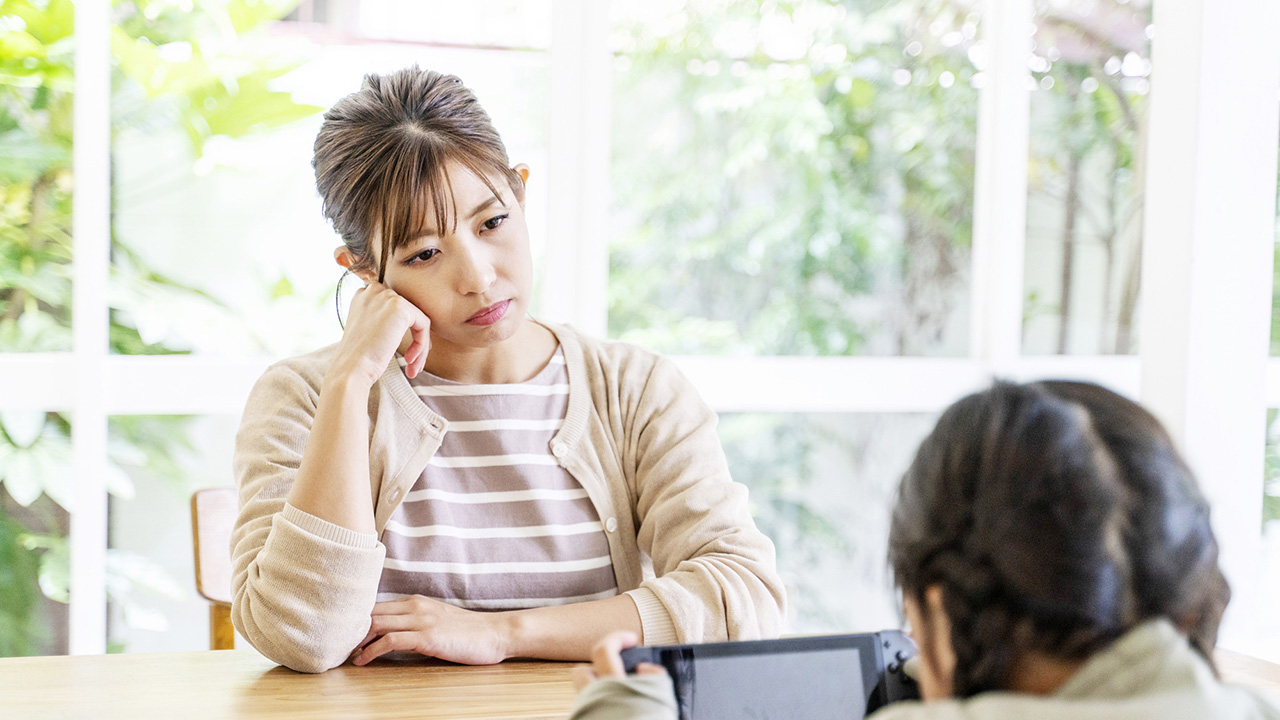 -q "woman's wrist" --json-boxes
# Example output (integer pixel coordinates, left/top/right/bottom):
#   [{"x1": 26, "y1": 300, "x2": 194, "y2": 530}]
[
  {"x1": 496, "y1": 610, "x2": 528, "y2": 660},
  {"x1": 323, "y1": 356, "x2": 383, "y2": 395}
]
